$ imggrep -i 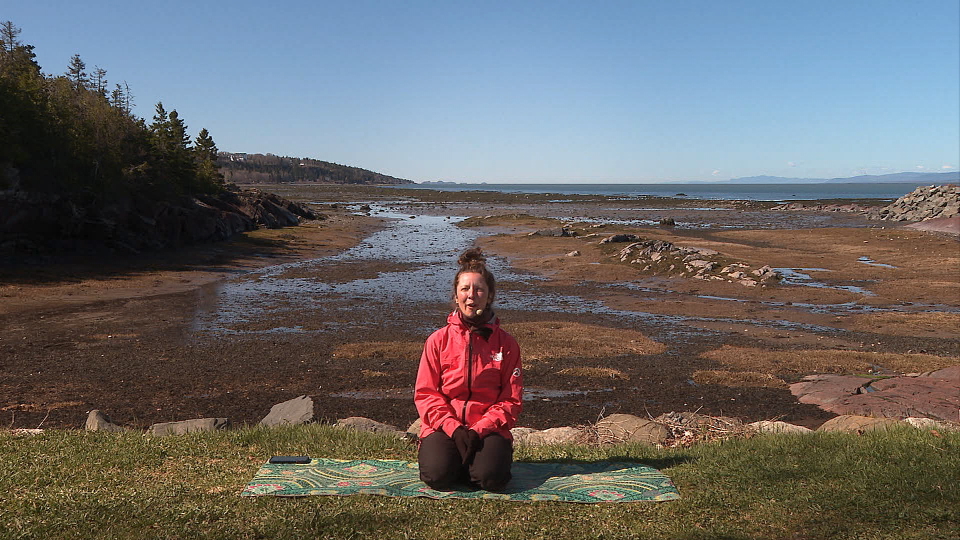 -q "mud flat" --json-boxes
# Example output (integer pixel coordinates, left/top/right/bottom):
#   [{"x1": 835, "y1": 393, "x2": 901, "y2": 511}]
[{"x1": 1, "y1": 184, "x2": 957, "y2": 431}]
